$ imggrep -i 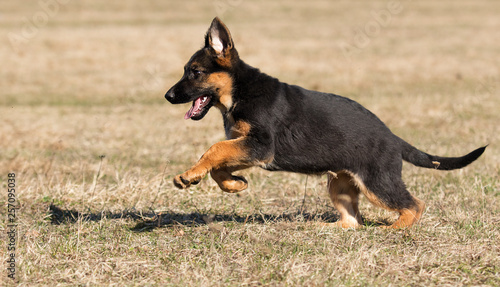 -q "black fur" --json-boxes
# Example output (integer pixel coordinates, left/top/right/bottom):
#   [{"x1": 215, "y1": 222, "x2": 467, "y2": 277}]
[{"x1": 165, "y1": 17, "x2": 486, "y2": 218}]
